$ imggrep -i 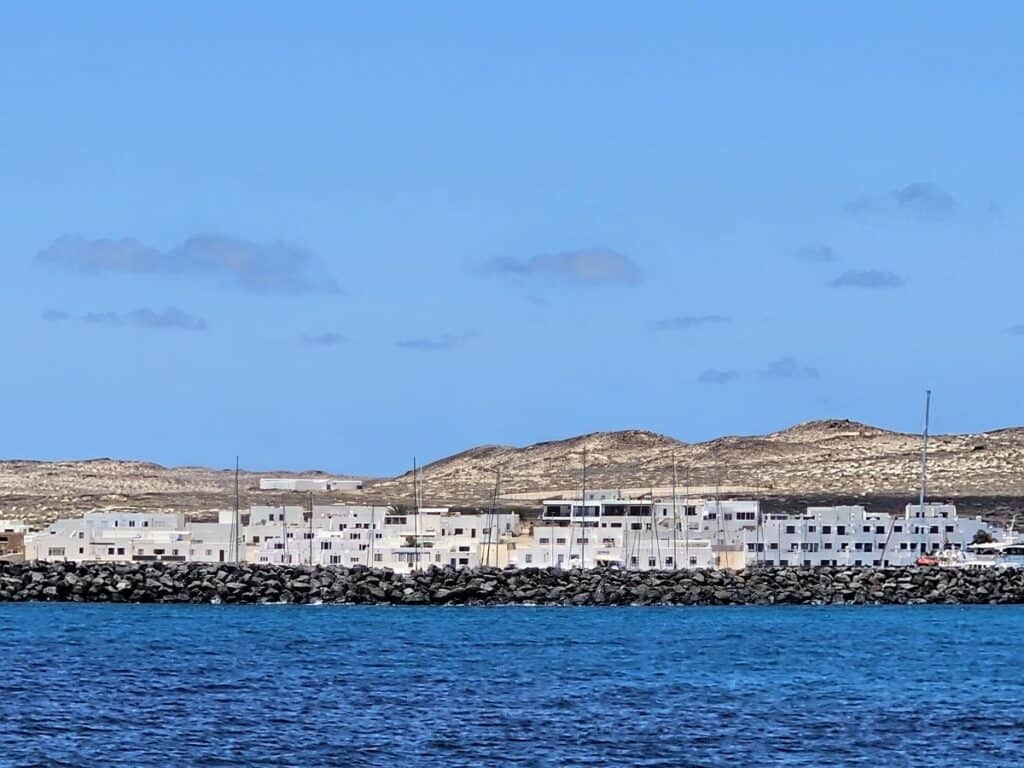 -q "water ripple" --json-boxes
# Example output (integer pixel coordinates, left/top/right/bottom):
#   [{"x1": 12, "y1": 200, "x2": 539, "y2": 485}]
[{"x1": 1, "y1": 604, "x2": 1023, "y2": 766}]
